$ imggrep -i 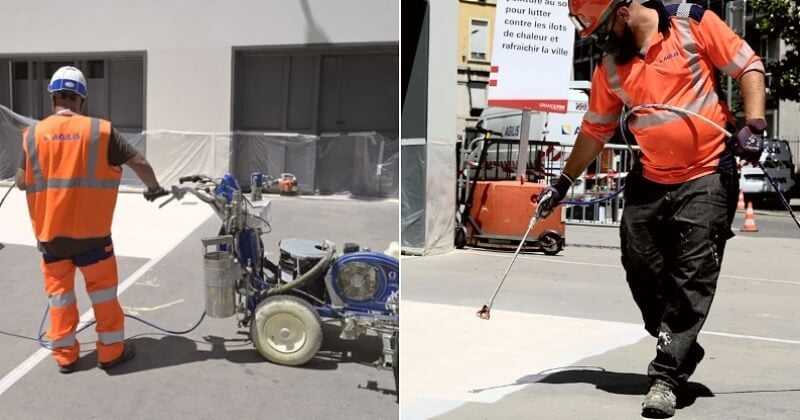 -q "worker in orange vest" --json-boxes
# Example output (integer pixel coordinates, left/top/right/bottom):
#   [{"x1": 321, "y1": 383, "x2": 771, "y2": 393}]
[
  {"x1": 538, "y1": 1, "x2": 766, "y2": 417},
  {"x1": 14, "y1": 66, "x2": 167, "y2": 373}
]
